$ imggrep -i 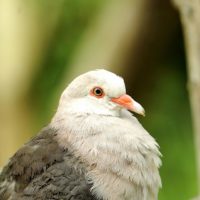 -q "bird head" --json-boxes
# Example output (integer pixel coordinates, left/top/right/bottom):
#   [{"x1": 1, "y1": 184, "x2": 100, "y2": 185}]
[{"x1": 57, "y1": 69, "x2": 145, "y2": 117}]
